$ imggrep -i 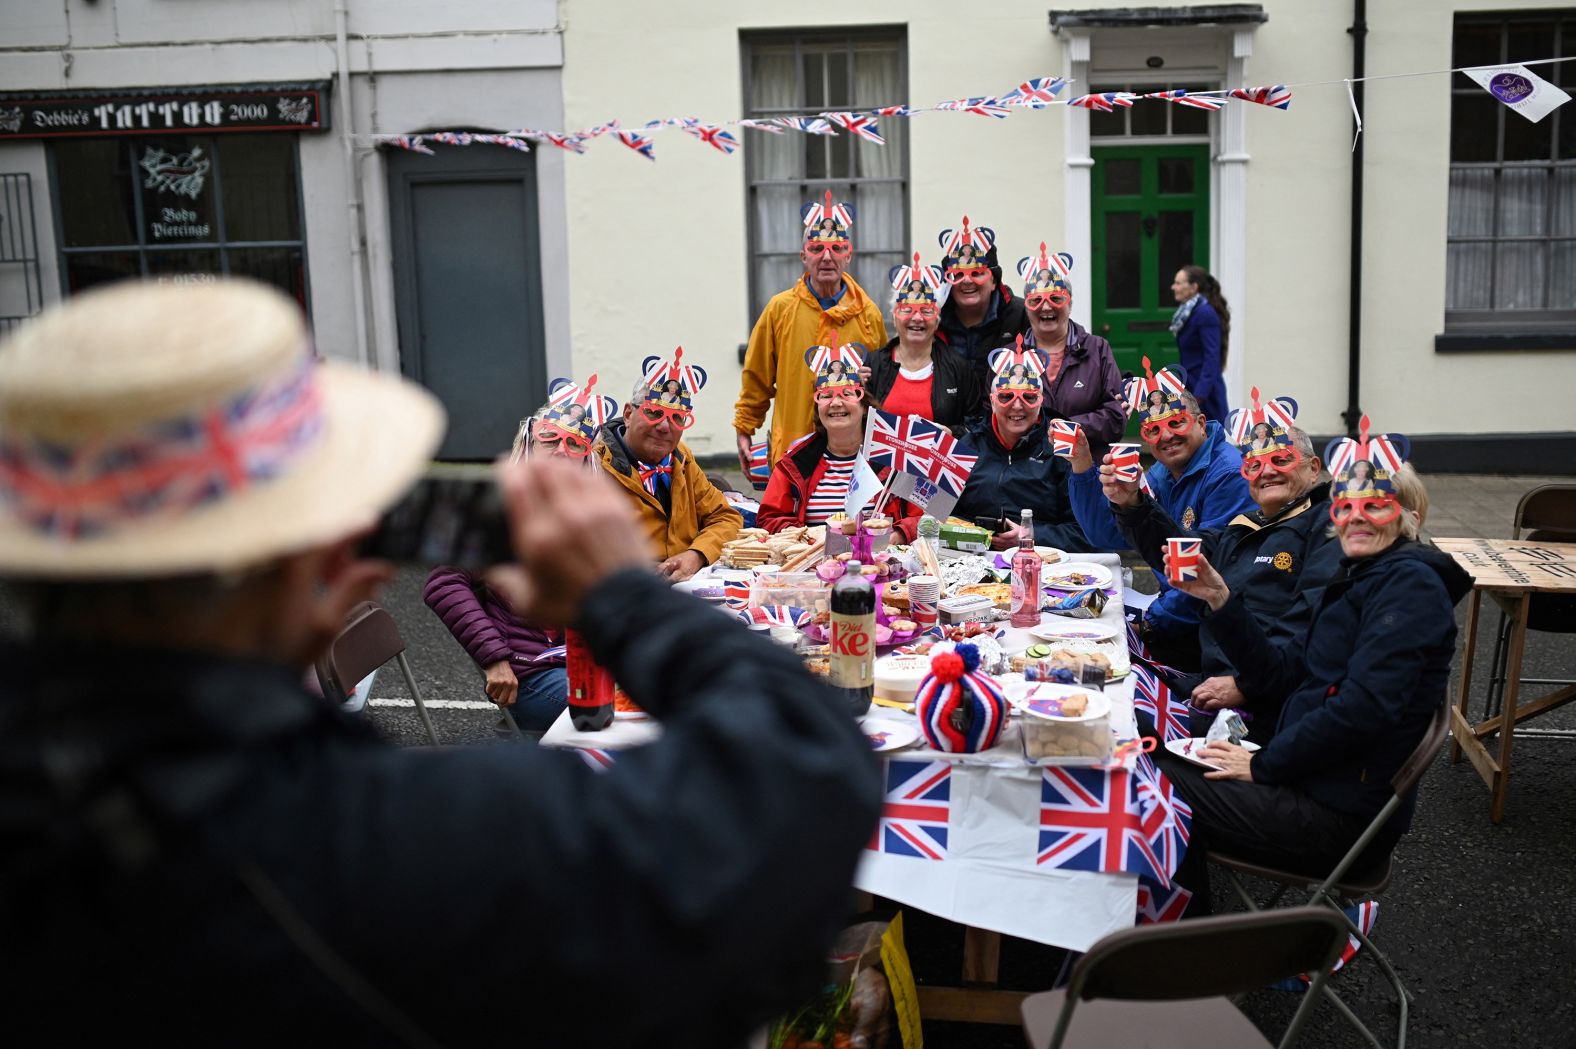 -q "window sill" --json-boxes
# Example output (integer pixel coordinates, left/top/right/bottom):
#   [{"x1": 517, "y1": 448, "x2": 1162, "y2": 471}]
[{"x1": 1435, "y1": 331, "x2": 1576, "y2": 353}]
